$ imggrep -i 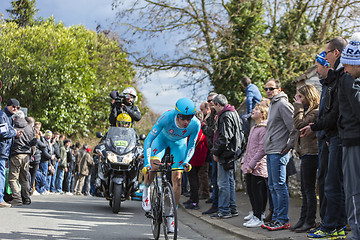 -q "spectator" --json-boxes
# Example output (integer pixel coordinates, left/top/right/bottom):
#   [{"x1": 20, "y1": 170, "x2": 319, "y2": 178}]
[
  {"x1": 314, "y1": 51, "x2": 332, "y2": 222},
  {"x1": 183, "y1": 111, "x2": 208, "y2": 210},
  {"x1": 210, "y1": 94, "x2": 242, "y2": 219},
  {"x1": 291, "y1": 84, "x2": 320, "y2": 232},
  {"x1": 63, "y1": 144, "x2": 75, "y2": 194},
  {"x1": 34, "y1": 169, "x2": 47, "y2": 195},
  {"x1": 198, "y1": 101, "x2": 211, "y2": 200},
  {"x1": 261, "y1": 79, "x2": 296, "y2": 231},
  {"x1": 48, "y1": 132, "x2": 61, "y2": 192},
  {"x1": 74, "y1": 146, "x2": 94, "y2": 195},
  {"x1": 338, "y1": 32, "x2": 360, "y2": 239},
  {"x1": 0, "y1": 98, "x2": 22, "y2": 208},
  {"x1": 240, "y1": 76, "x2": 263, "y2": 137},
  {"x1": 202, "y1": 92, "x2": 220, "y2": 215},
  {"x1": 8, "y1": 110, "x2": 36, "y2": 206},
  {"x1": 39, "y1": 130, "x2": 55, "y2": 192},
  {"x1": 29, "y1": 121, "x2": 47, "y2": 195},
  {"x1": 55, "y1": 139, "x2": 71, "y2": 193},
  {"x1": 241, "y1": 103, "x2": 269, "y2": 228},
  {"x1": 302, "y1": 37, "x2": 348, "y2": 239}
]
